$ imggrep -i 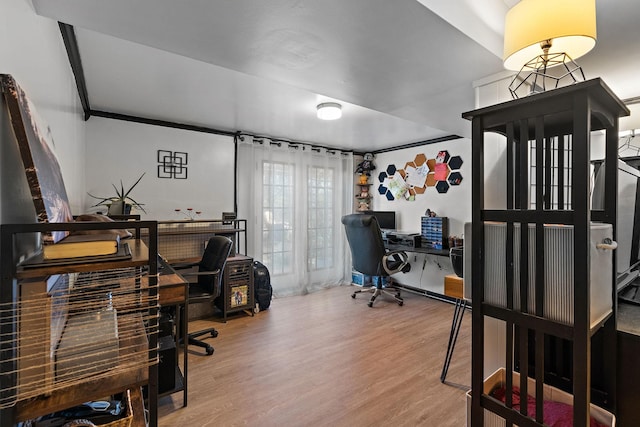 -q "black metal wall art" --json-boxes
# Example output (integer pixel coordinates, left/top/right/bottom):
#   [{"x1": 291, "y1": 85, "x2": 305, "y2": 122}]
[{"x1": 157, "y1": 150, "x2": 188, "y2": 179}]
